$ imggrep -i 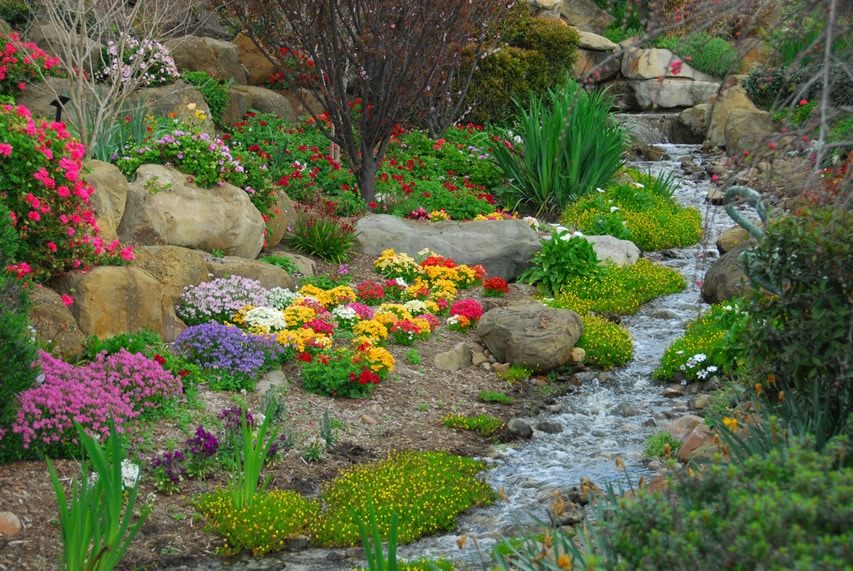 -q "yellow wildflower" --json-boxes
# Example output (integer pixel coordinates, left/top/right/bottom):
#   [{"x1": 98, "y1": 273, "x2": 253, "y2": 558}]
[{"x1": 722, "y1": 417, "x2": 739, "y2": 431}]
